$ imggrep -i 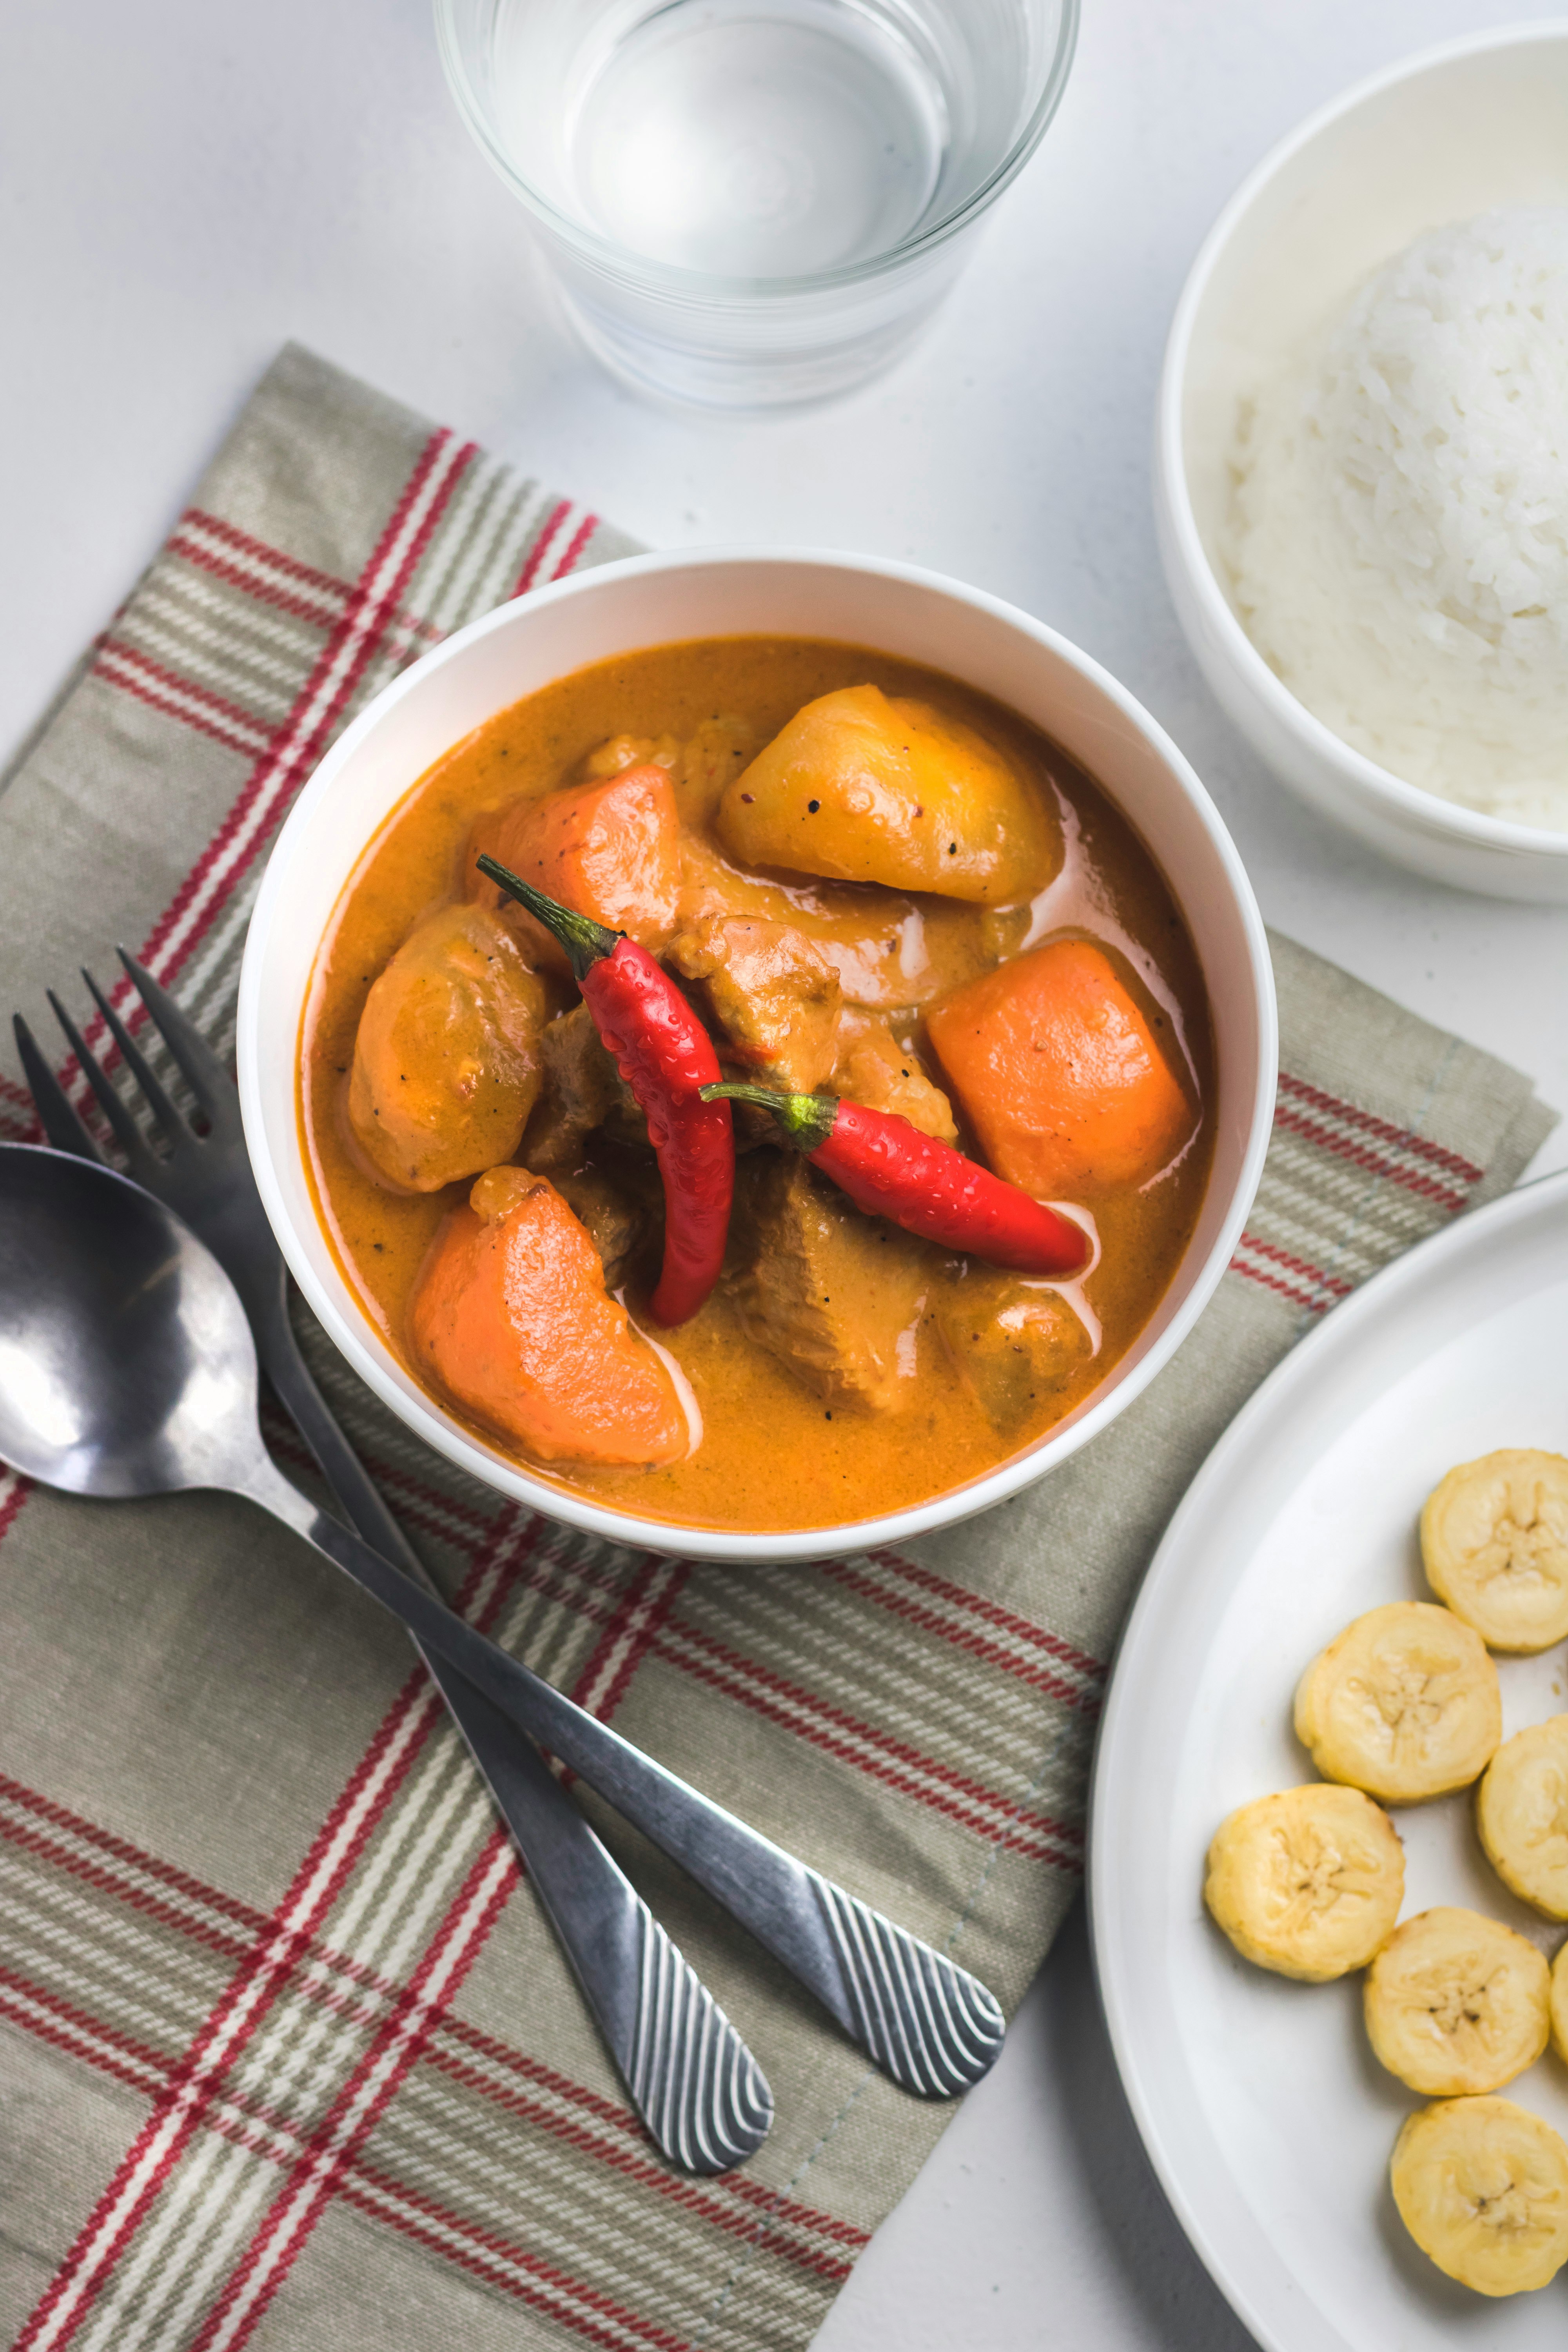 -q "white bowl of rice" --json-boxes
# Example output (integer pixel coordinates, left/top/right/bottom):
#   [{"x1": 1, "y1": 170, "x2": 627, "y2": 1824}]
[{"x1": 1158, "y1": 23, "x2": 1568, "y2": 900}]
